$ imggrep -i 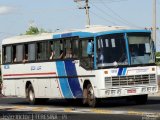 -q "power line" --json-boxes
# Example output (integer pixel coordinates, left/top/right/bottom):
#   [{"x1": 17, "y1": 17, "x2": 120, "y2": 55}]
[
  {"x1": 99, "y1": 0, "x2": 143, "y2": 28},
  {"x1": 90, "y1": 0, "x2": 129, "y2": 4},
  {"x1": 90, "y1": 2, "x2": 127, "y2": 26},
  {"x1": 90, "y1": 10, "x2": 117, "y2": 25},
  {"x1": 90, "y1": 0, "x2": 142, "y2": 28}
]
